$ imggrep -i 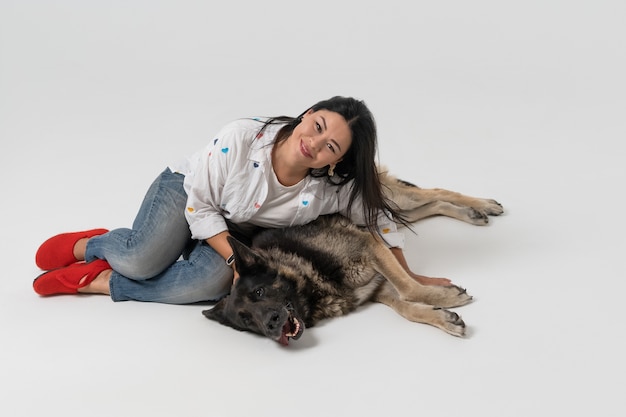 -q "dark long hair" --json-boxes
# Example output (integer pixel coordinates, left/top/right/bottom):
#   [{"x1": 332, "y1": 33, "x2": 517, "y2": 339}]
[{"x1": 256, "y1": 96, "x2": 410, "y2": 237}]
